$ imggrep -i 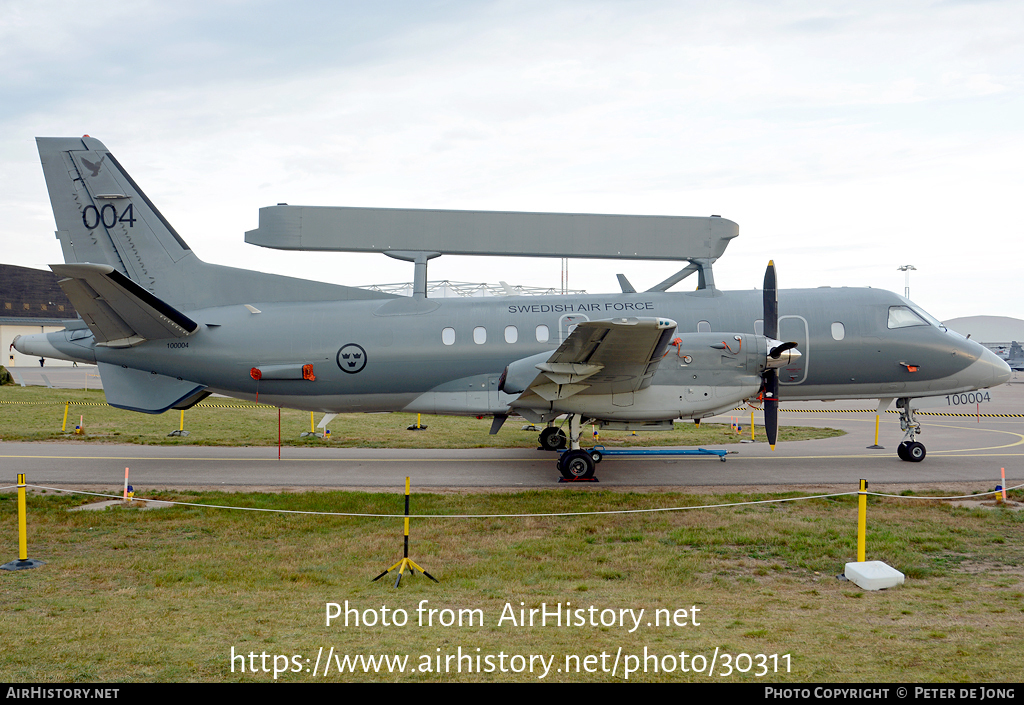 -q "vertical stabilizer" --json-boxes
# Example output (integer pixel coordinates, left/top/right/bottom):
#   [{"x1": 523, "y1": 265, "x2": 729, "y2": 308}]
[
  {"x1": 35, "y1": 137, "x2": 394, "y2": 310},
  {"x1": 37, "y1": 136, "x2": 192, "y2": 299}
]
